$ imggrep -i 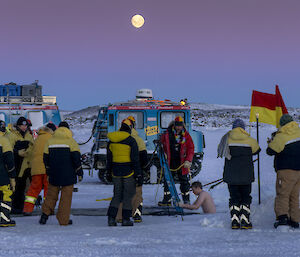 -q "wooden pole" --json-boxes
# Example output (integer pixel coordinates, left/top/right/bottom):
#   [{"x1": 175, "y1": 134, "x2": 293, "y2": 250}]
[{"x1": 256, "y1": 114, "x2": 261, "y2": 205}]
